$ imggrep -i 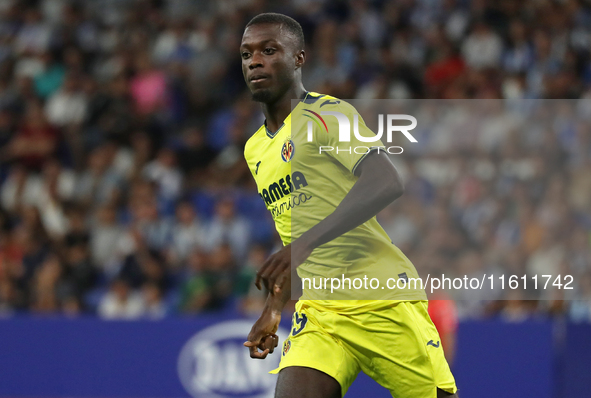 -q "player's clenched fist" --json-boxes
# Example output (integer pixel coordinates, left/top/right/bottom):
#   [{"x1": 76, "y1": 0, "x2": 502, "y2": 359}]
[{"x1": 244, "y1": 308, "x2": 281, "y2": 359}]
